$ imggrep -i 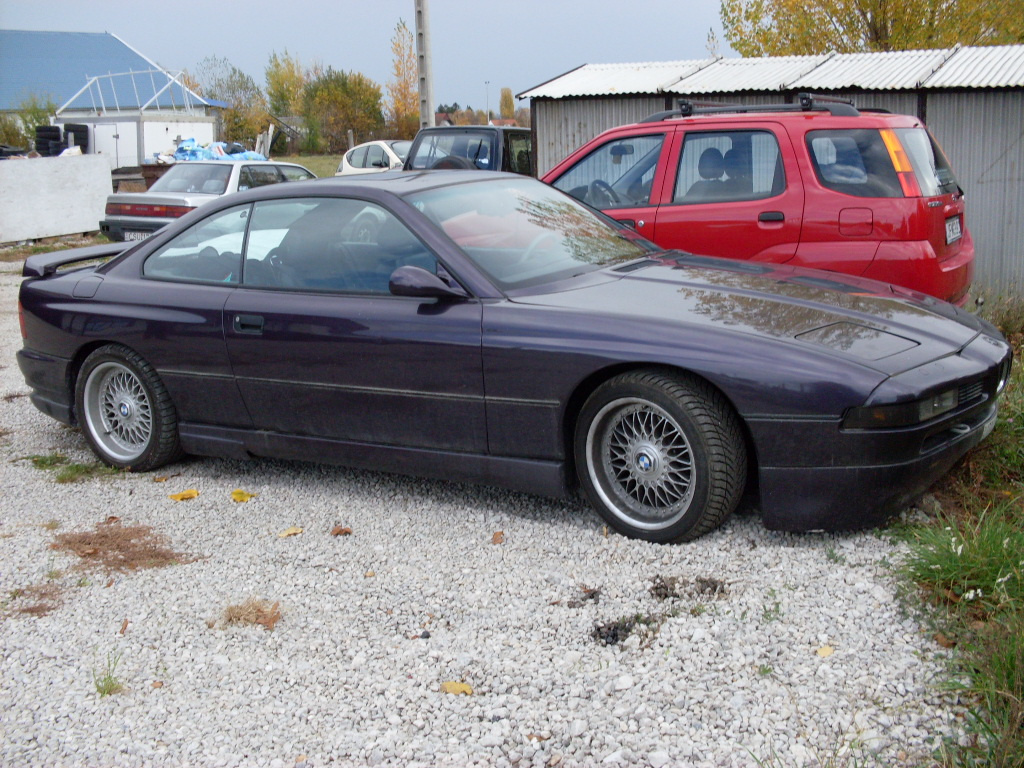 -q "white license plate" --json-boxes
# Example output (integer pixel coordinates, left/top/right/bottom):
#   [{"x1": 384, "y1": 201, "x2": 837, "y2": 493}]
[
  {"x1": 124, "y1": 230, "x2": 150, "y2": 241},
  {"x1": 945, "y1": 216, "x2": 962, "y2": 244}
]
